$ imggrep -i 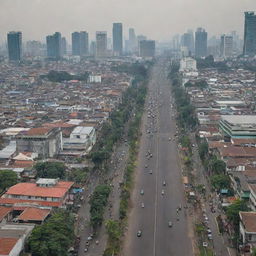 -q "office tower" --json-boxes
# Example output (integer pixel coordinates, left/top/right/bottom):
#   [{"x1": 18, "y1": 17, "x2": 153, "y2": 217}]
[
  {"x1": 195, "y1": 28, "x2": 208, "y2": 58},
  {"x1": 172, "y1": 34, "x2": 180, "y2": 50},
  {"x1": 112, "y1": 23, "x2": 123, "y2": 55},
  {"x1": 182, "y1": 30, "x2": 194, "y2": 55},
  {"x1": 46, "y1": 32, "x2": 61, "y2": 59},
  {"x1": 243, "y1": 12, "x2": 256, "y2": 56},
  {"x1": 72, "y1": 32, "x2": 80, "y2": 56},
  {"x1": 220, "y1": 35, "x2": 233, "y2": 58},
  {"x1": 90, "y1": 41, "x2": 96, "y2": 56},
  {"x1": 7, "y1": 31, "x2": 22, "y2": 61},
  {"x1": 61, "y1": 37, "x2": 67, "y2": 55},
  {"x1": 26, "y1": 40, "x2": 42, "y2": 56},
  {"x1": 129, "y1": 28, "x2": 136, "y2": 52},
  {"x1": 139, "y1": 40, "x2": 155, "y2": 57},
  {"x1": 80, "y1": 31, "x2": 89, "y2": 56},
  {"x1": 96, "y1": 31, "x2": 107, "y2": 57}
]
